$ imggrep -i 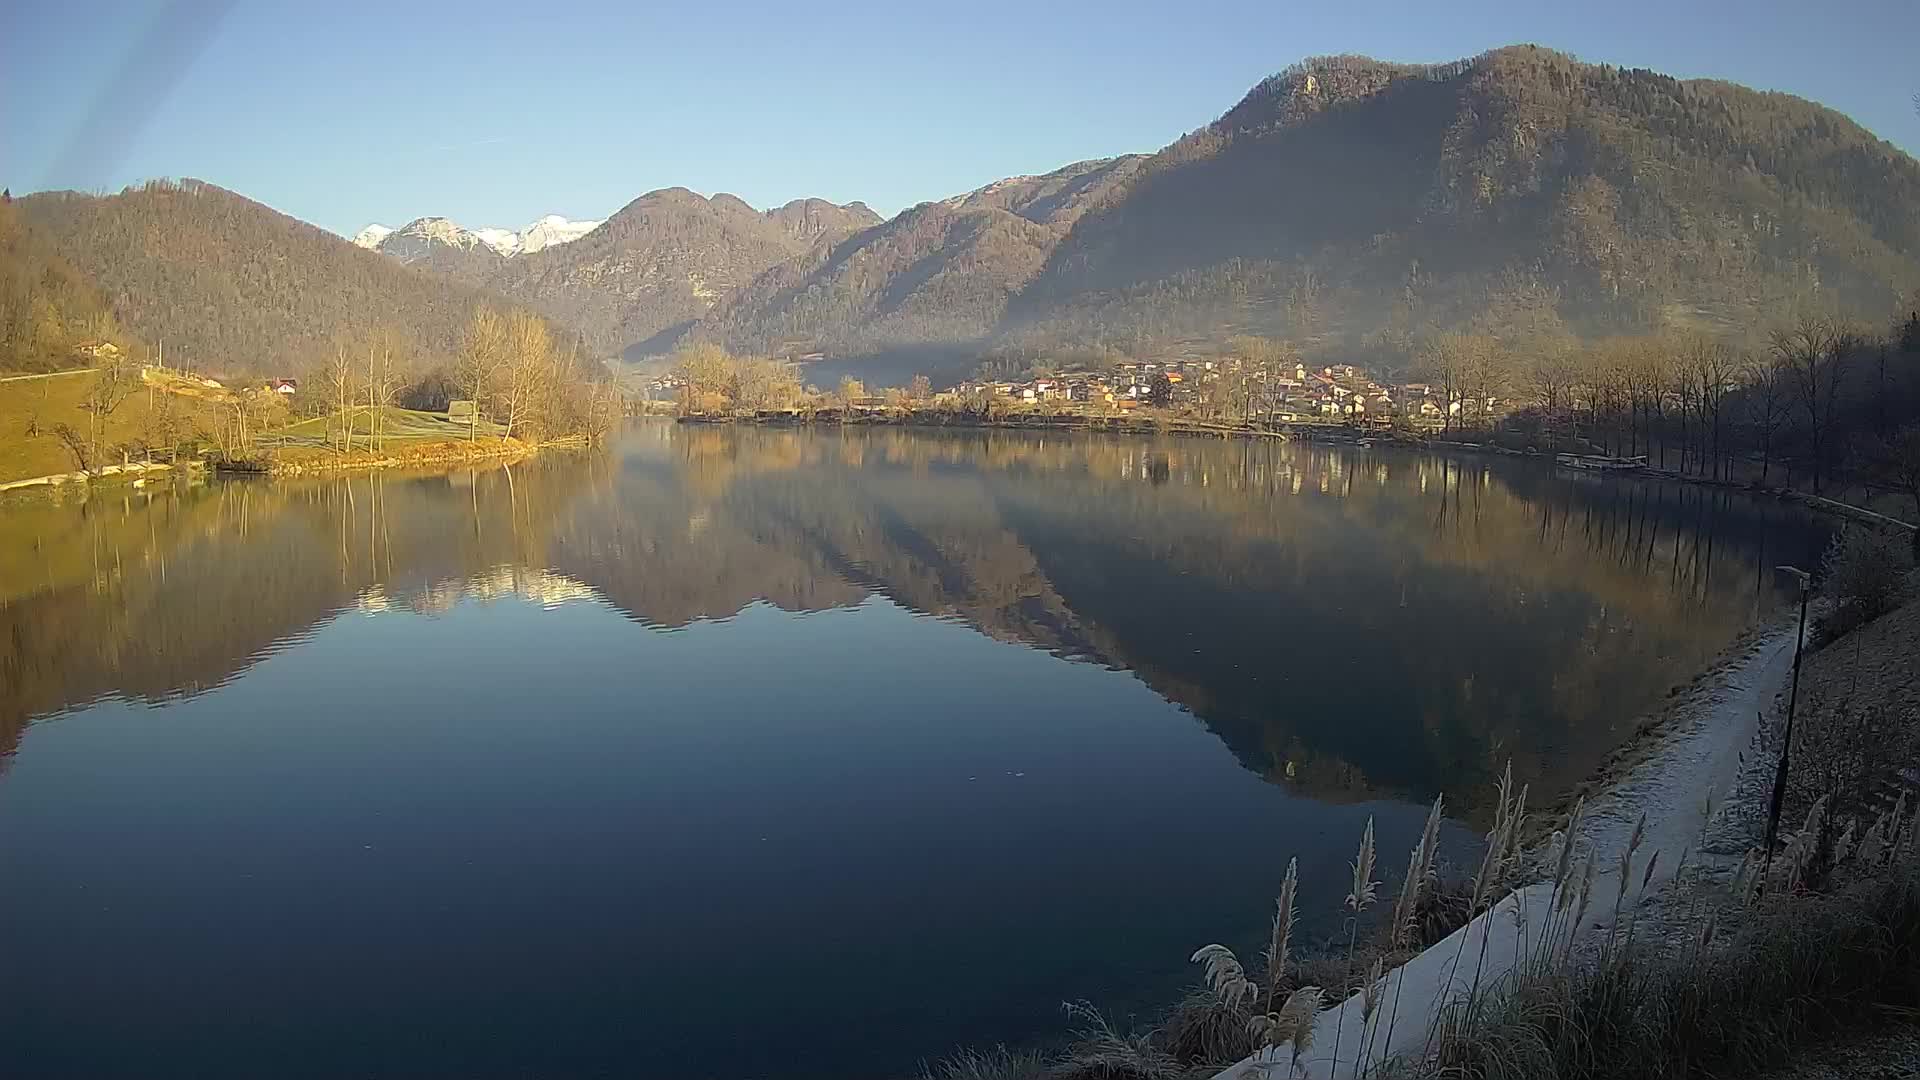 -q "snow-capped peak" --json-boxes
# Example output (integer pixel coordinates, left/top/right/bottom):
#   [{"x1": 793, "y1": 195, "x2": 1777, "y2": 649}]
[
  {"x1": 350, "y1": 214, "x2": 601, "y2": 260},
  {"x1": 471, "y1": 227, "x2": 523, "y2": 257},
  {"x1": 519, "y1": 215, "x2": 602, "y2": 253}
]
